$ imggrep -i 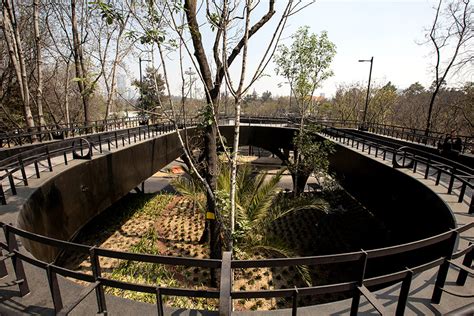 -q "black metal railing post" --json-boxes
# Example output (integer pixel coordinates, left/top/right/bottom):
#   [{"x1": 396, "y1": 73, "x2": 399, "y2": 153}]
[
  {"x1": 34, "y1": 161, "x2": 40, "y2": 178},
  {"x1": 431, "y1": 231, "x2": 458, "y2": 304},
  {"x1": 395, "y1": 268, "x2": 413, "y2": 316},
  {"x1": 156, "y1": 287, "x2": 164, "y2": 316},
  {"x1": 350, "y1": 250, "x2": 367, "y2": 316},
  {"x1": 98, "y1": 135, "x2": 103, "y2": 153},
  {"x1": 0, "y1": 185, "x2": 6, "y2": 205},
  {"x1": 456, "y1": 242, "x2": 473, "y2": 286},
  {"x1": 3, "y1": 225, "x2": 29, "y2": 296},
  {"x1": 0, "y1": 249, "x2": 8, "y2": 277},
  {"x1": 292, "y1": 287, "x2": 299, "y2": 316},
  {"x1": 435, "y1": 168, "x2": 442, "y2": 186},
  {"x1": 46, "y1": 264, "x2": 63, "y2": 313},
  {"x1": 90, "y1": 247, "x2": 107, "y2": 314},
  {"x1": 219, "y1": 251, "x2": 232, "y2": 316},
  {"x1": 8, "y1": 173, "x2": 17, "y2": 195},
  {"x1": 45, "y1": 147, "x2": 53, "y2": 171},
  {"x1": 447, "y1": 167, "x2": 456, "y2": 194},
  {"x1": 18, "y1": 157, "x2": 28, "y2": 186},
  {"x1": 424, "y1": 158, "x2": 431, "y2": 179}
]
